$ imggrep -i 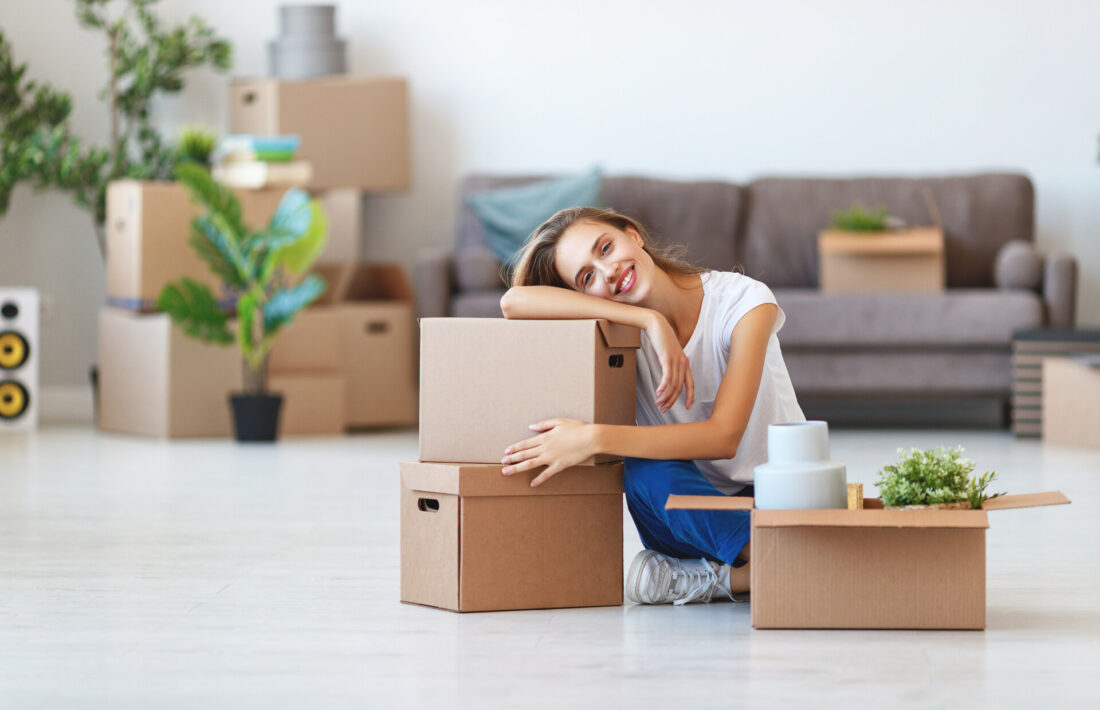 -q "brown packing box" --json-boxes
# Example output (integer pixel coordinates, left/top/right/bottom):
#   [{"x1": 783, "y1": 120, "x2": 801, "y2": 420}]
[
  {"x1": 667, "y1": 491, "x2": 1070, "y2": 630},
  {"x1": 270, "y1": 263, "x2": 418, "y2": 428},
  {"x1": 419, "y1": 318, "x2": 641, "y2": 464},
  {"x1": 400, "y1": 461, "x2": 624, "y2": 612},
  {"x1": 818, "y1": 227, "x2": 945, "y2": 293},
  {"x1": 106, "y1": 180, "x2": 285, "y2": 310},
  {"x1": 229, "y1": 76, "x2": 410, "y2": 191},
  {"x1": 97, "y1": 307, "x2": 242, "y2": 437},
  {"x1": 1042, "y1": 356, "x2": 1100, "y2": 448},
  {"x1": 269, "y1": 373, "x2": 346, "y2": 436},
  {"x1": 314, "y1": 189, "x2": 362, "y2": 263}
]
